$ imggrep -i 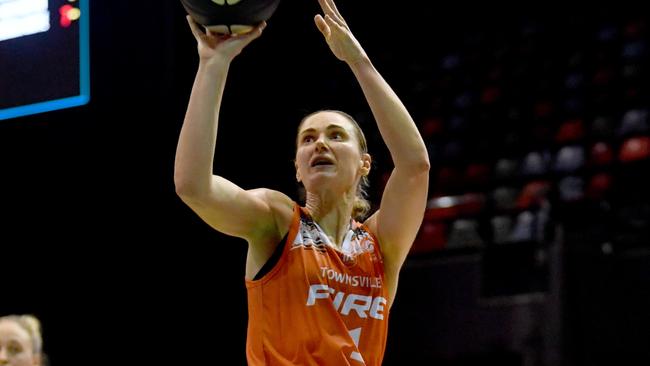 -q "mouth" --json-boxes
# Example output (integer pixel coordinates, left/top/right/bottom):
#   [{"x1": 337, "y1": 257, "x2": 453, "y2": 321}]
[{"x1": 310, "y1": 156, "x2": 335, "y2": 168}]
